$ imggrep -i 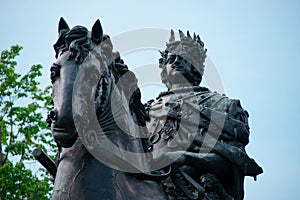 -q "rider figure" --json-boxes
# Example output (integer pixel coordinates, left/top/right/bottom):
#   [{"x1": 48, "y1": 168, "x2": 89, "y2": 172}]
[{"x1": 145, "y1": 30, "x2": 263, "y2": 200}]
